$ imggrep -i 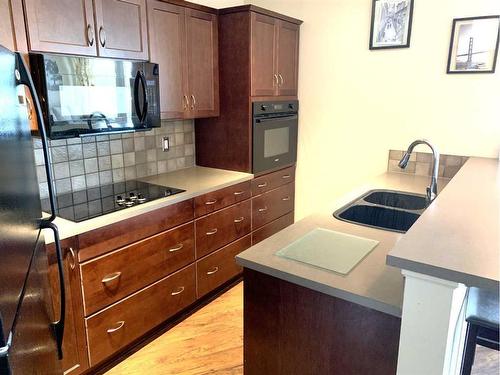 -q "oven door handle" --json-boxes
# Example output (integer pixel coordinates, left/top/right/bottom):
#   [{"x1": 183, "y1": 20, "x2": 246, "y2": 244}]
[{"x1": 256, "y1": 115, "x2": 298, "y2": 124}]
